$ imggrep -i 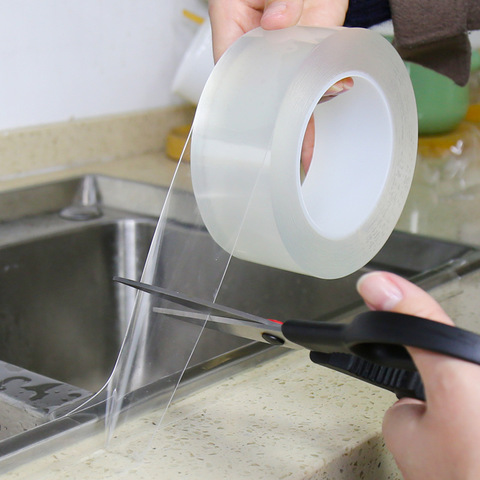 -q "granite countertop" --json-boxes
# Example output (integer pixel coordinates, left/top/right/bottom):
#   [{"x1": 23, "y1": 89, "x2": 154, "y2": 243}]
[{"x1": 4, "y1": 348, "x2": 400, "y2": 480}]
